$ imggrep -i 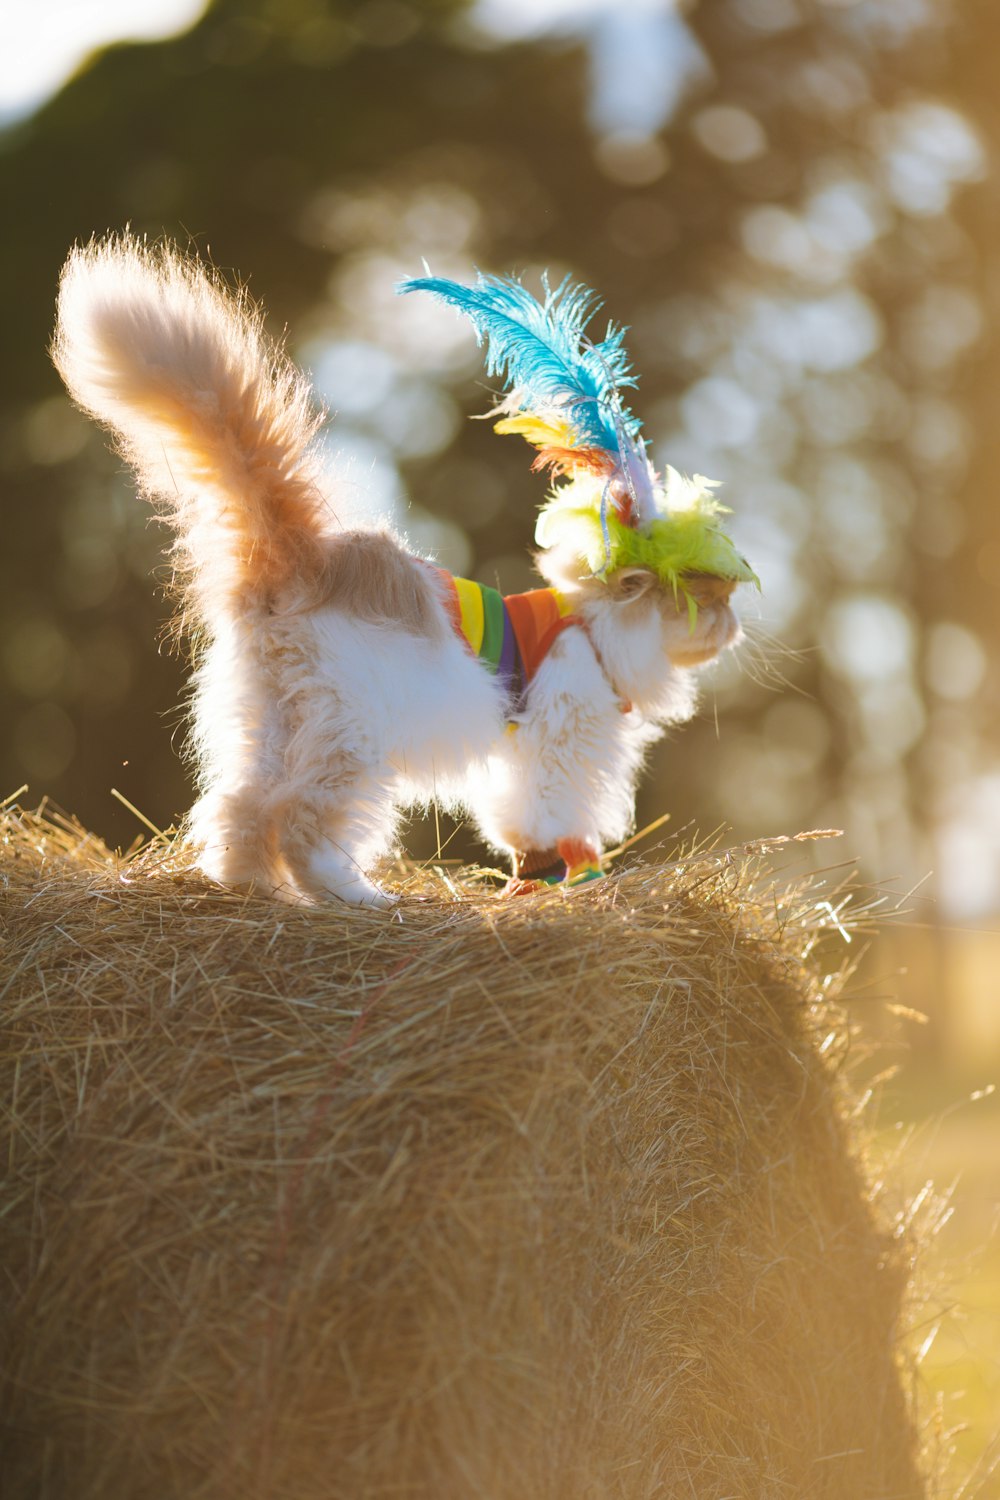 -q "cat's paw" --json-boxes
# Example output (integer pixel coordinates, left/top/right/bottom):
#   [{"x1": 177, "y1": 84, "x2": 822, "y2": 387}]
[
  {"x1": 347, "y1": 882, "x2": 399, "y2": 910},
  {"x1": 500, "y1": 876, "x2": 543, "y2": 898},
  {"x1": 304, "y1": 852, "x2": 398, "y2": 909}
]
